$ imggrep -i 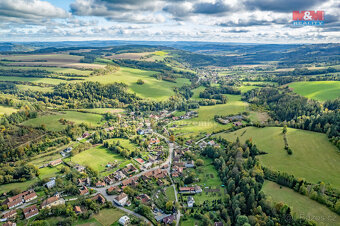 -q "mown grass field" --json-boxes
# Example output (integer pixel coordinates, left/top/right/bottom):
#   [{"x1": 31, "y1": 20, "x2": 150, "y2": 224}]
[
  {"x1": 171, "y1": 95, "x2": 248, "y2": 137},
  {"x1": 215, "y1": 127, "x2": 340, "y2": 189},
  {"x1": 287, "y1": 81, "x2": 340, "y2": 101},
  {"x1": 93, "y1": 208, "x2": 125, "y2": 226},
  {"x1": 69, "y1": 145, "x2": 131, "y2": 175},
  {"x1": 263, "y1": 181, "x2": 340, "y2": 226},
  {"x1": 21, "y1": 111, "x2": 103, "y2": 131},
  {"x1": 39, "y1": 166, "x2": 61, "y2": 179},
  {"x1": 85, "y1": 66, "x2": 190, "y2": 100},
  {"x1": 0, "y1": 104, "x2": 18, "y2": 115}
]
